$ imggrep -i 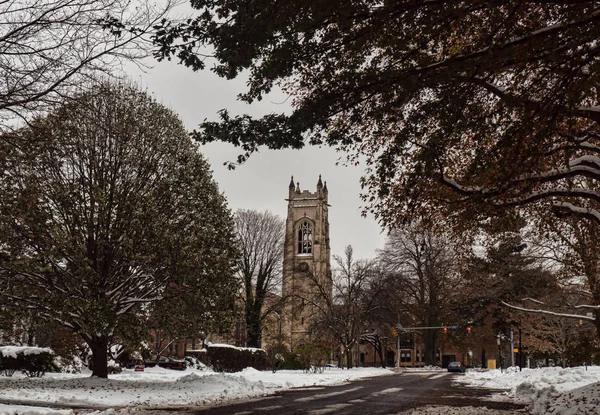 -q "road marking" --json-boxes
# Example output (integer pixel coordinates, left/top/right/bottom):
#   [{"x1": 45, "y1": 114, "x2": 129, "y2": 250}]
[
  {"x1": 253, "y1": 405, "x2": 283, "y2": 411},
  {"x1": 306, "y1": 403, "x2": 353, "y2": 415},
  {"x1": 294, "y1": 386, "x2": 363, "y2": 402},
  {"x1": 429, "y1": 373, "x2": 449, "y2": 379},
  {"x1": 349, "y1": 399, "x2": 365, "y2": 403},
  {"x1": 371, "y1": 387, "x2": 404, "y2": 396},
  {"x1": 232, "y1": 412, "x2": 253, "y2": 415}
]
